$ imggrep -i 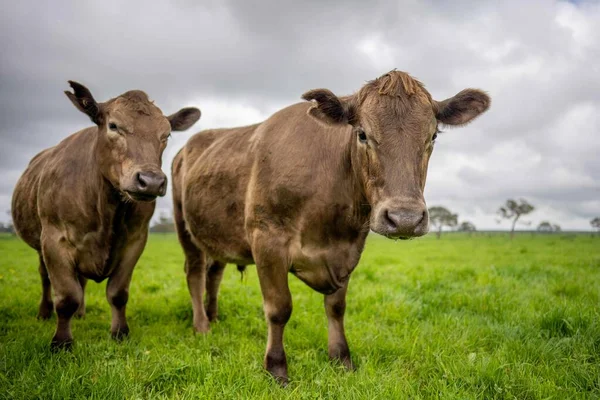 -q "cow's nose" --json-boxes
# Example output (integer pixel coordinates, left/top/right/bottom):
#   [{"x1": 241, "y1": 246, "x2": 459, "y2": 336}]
[
  {"x1": 382, "y1": 207, "x2": 428, "y2": 238},
  {"x1": 135, "y1": 171, "x2": 167, "y2": 196}
]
